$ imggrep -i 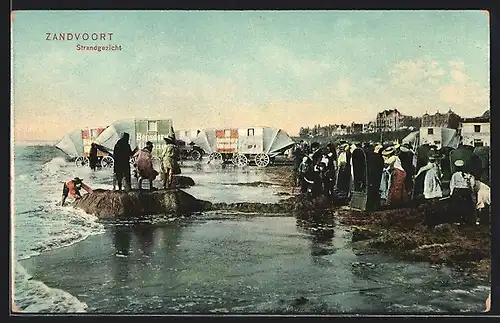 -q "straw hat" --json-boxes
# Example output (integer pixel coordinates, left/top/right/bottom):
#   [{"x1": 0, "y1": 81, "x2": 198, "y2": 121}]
[
  {"x1": 163, "y1": 134, "x2": 175, "y2": 142},
  {"x1": 454, "y1": 159, "x2": 465, "y2": 167},
  {"x1": 382, "y1": 146, "x2": 396, "y2": 156},
  {"x1": 374, "y1": 144, "x2": 383, "y2": 154}
]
